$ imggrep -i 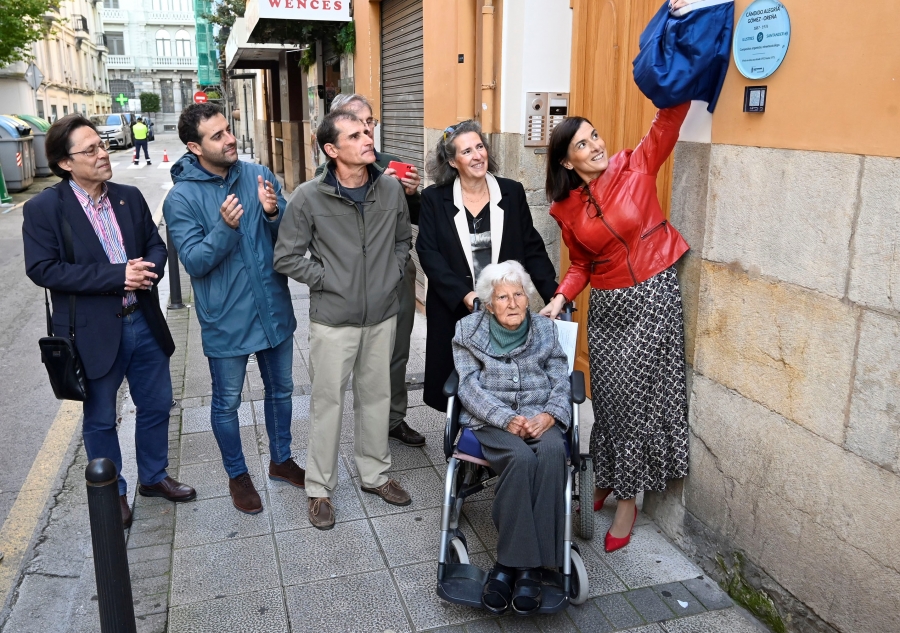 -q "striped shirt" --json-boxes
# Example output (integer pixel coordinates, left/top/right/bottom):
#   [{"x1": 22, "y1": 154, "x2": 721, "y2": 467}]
[{"x1": 69, "y1": 180, "x2": 137, "y2": 307}]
